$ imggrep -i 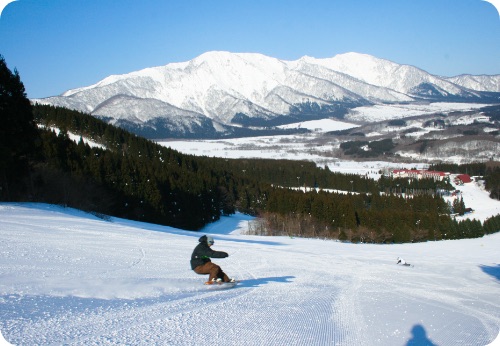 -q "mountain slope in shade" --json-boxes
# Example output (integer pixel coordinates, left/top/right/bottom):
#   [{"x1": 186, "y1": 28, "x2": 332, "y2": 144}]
[{"x1": 34, "y1": 51, "x2": 500, "y2": 139}]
